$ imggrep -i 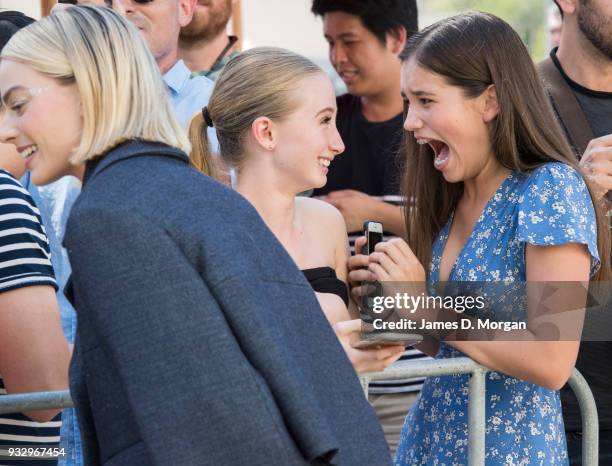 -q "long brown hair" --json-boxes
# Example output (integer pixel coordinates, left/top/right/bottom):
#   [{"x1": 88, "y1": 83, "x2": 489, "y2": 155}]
[{"x1": 400, "y1": 11, "x2": 610, "y2": 280}]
